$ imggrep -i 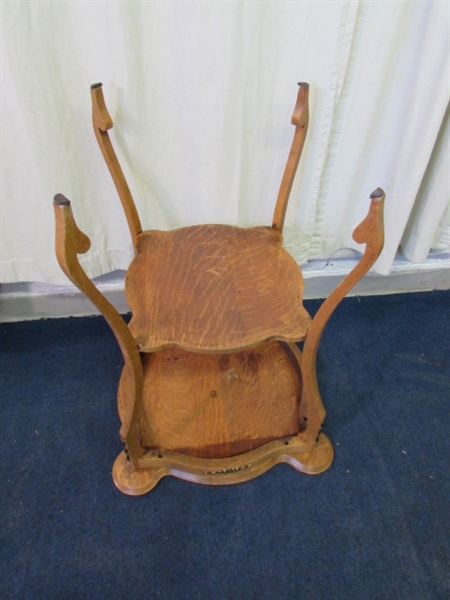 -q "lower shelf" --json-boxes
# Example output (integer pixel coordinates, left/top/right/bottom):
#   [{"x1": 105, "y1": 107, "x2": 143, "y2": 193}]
[
  {"x1": 115, "y1": 340, "x2": 332, "y2": 495},
  {"x1": 118, "y1": 341, "x2": 307, "y2": 459}
]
